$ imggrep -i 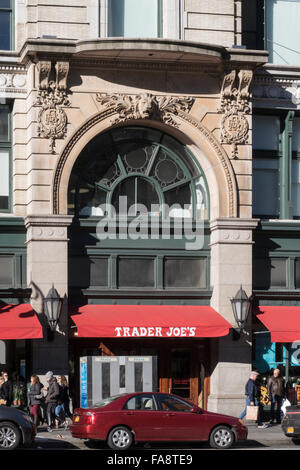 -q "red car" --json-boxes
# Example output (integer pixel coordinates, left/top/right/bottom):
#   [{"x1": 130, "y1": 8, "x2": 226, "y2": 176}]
[{"x1": 70, "y1": 392, "x2": 247, "y2": 450}]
